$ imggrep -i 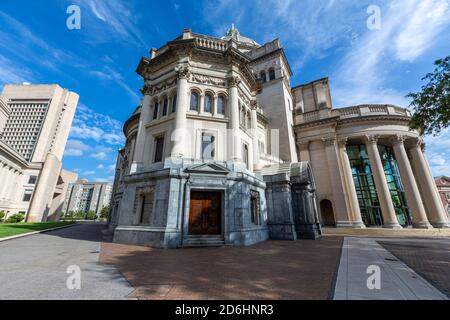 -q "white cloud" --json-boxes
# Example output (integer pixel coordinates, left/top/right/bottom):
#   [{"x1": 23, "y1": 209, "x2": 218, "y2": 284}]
[
  {"x1": 97, "y1": 164, "x2": 105, "y2": 169},
  {"x1": 91, "y1": 150, "x2": 112, "y2": 160},
  {"x1": 331, "y1": 0, "x2": 450, "y2": 107},
  {"x1": 64, "y1": 139, "x2": 91, "y2": 157},
  {"x1": 90, "y1": 66, "x2": 140, "y2": 102},
  {"x1": 75, "y1": 0, "x2": 148, "y2": 47},
  {"x1": 107, "y1": 164, "x2": 116, "y2": 172},
  {"x1": 395, "y1": 1, "x2": 449, "y2": 62},
  {"x1": 83, "y1": 170, "x2": 95, "y2": 176}
]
